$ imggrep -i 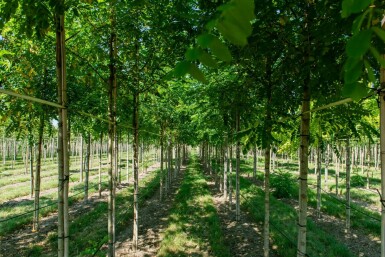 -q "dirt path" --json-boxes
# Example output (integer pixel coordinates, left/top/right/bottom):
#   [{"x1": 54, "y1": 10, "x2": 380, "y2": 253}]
[
  {"x1": 207, "y1": 177, "x2": 280, "y2": 257},
  {"x1": 0, "y1": 163, "x2": 159, "y2": 257},
  {"x1": 114, "y1": 166, "x2": 185, "y2": 257}
]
